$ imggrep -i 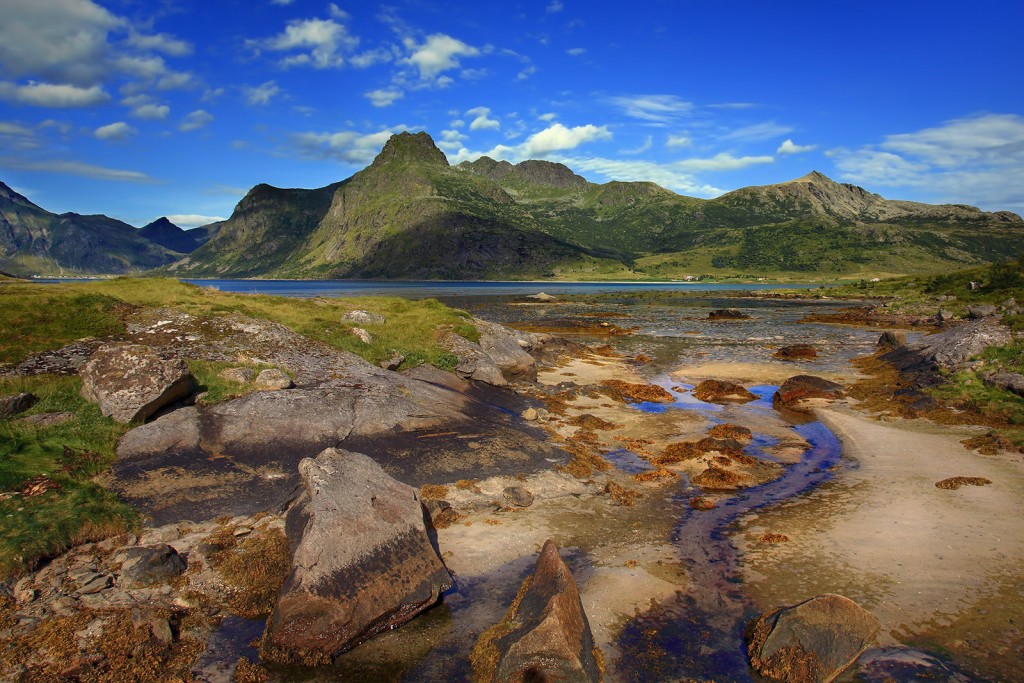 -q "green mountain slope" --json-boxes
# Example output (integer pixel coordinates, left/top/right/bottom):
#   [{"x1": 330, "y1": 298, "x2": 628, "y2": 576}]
[{"x1": 0, "y1": 182, "x2": 181, "y2": 276}]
